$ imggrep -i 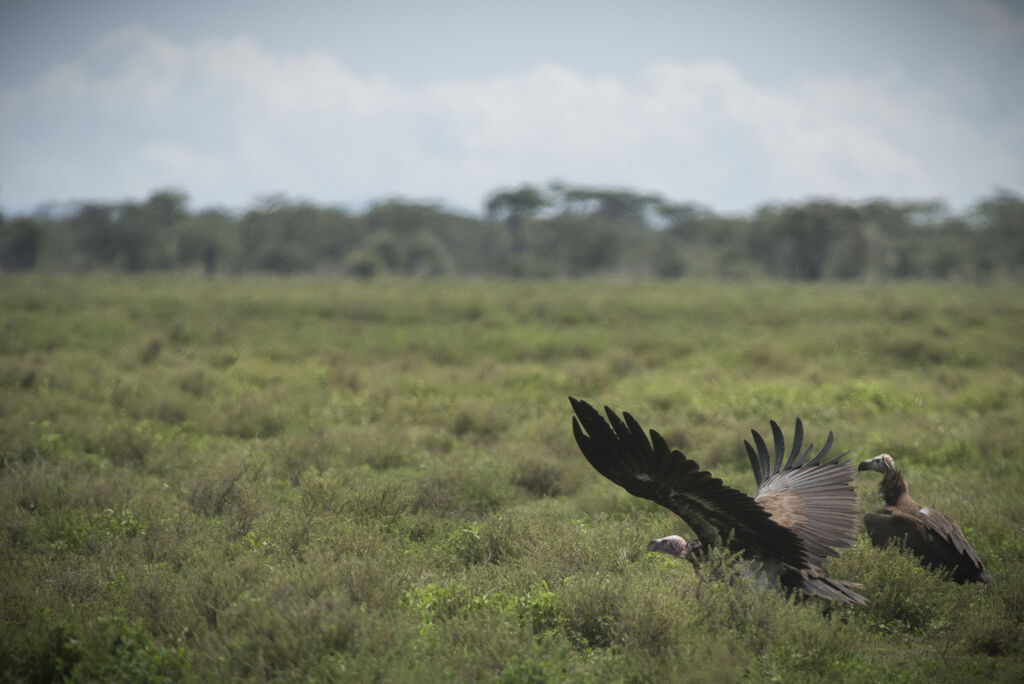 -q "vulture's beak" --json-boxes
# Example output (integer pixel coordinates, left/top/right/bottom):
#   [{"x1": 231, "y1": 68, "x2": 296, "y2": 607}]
[{"x1": 858, "y1": 458, "x2": 884, "y2": 473}]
